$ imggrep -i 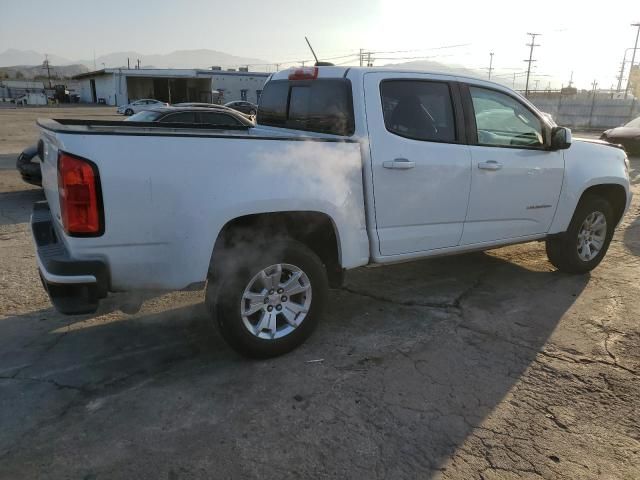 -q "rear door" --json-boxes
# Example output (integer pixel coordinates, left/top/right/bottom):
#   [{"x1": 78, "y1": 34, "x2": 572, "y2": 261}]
[
  {"x1": 364, "y1": 73, "x2": 472, "y2": 255},
  {"x1": 460, "y1": 84, "x2": 564, "y2": 244}
]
